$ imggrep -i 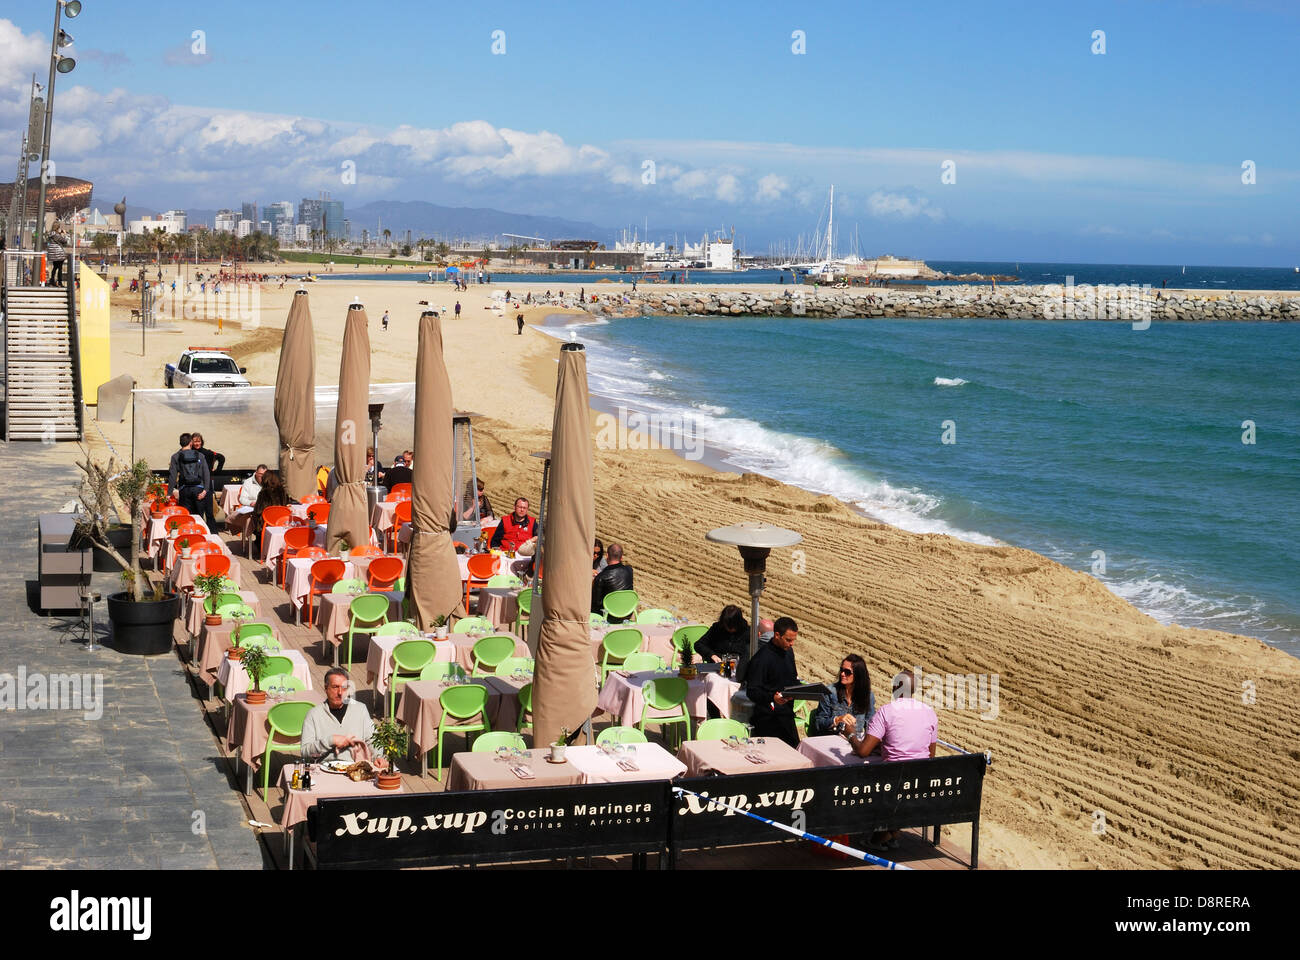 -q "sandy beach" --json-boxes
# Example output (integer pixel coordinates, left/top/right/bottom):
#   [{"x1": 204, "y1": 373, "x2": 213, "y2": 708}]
[{"x1": 89, "y1": 268, "x2": 1300, "y2": 870}]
